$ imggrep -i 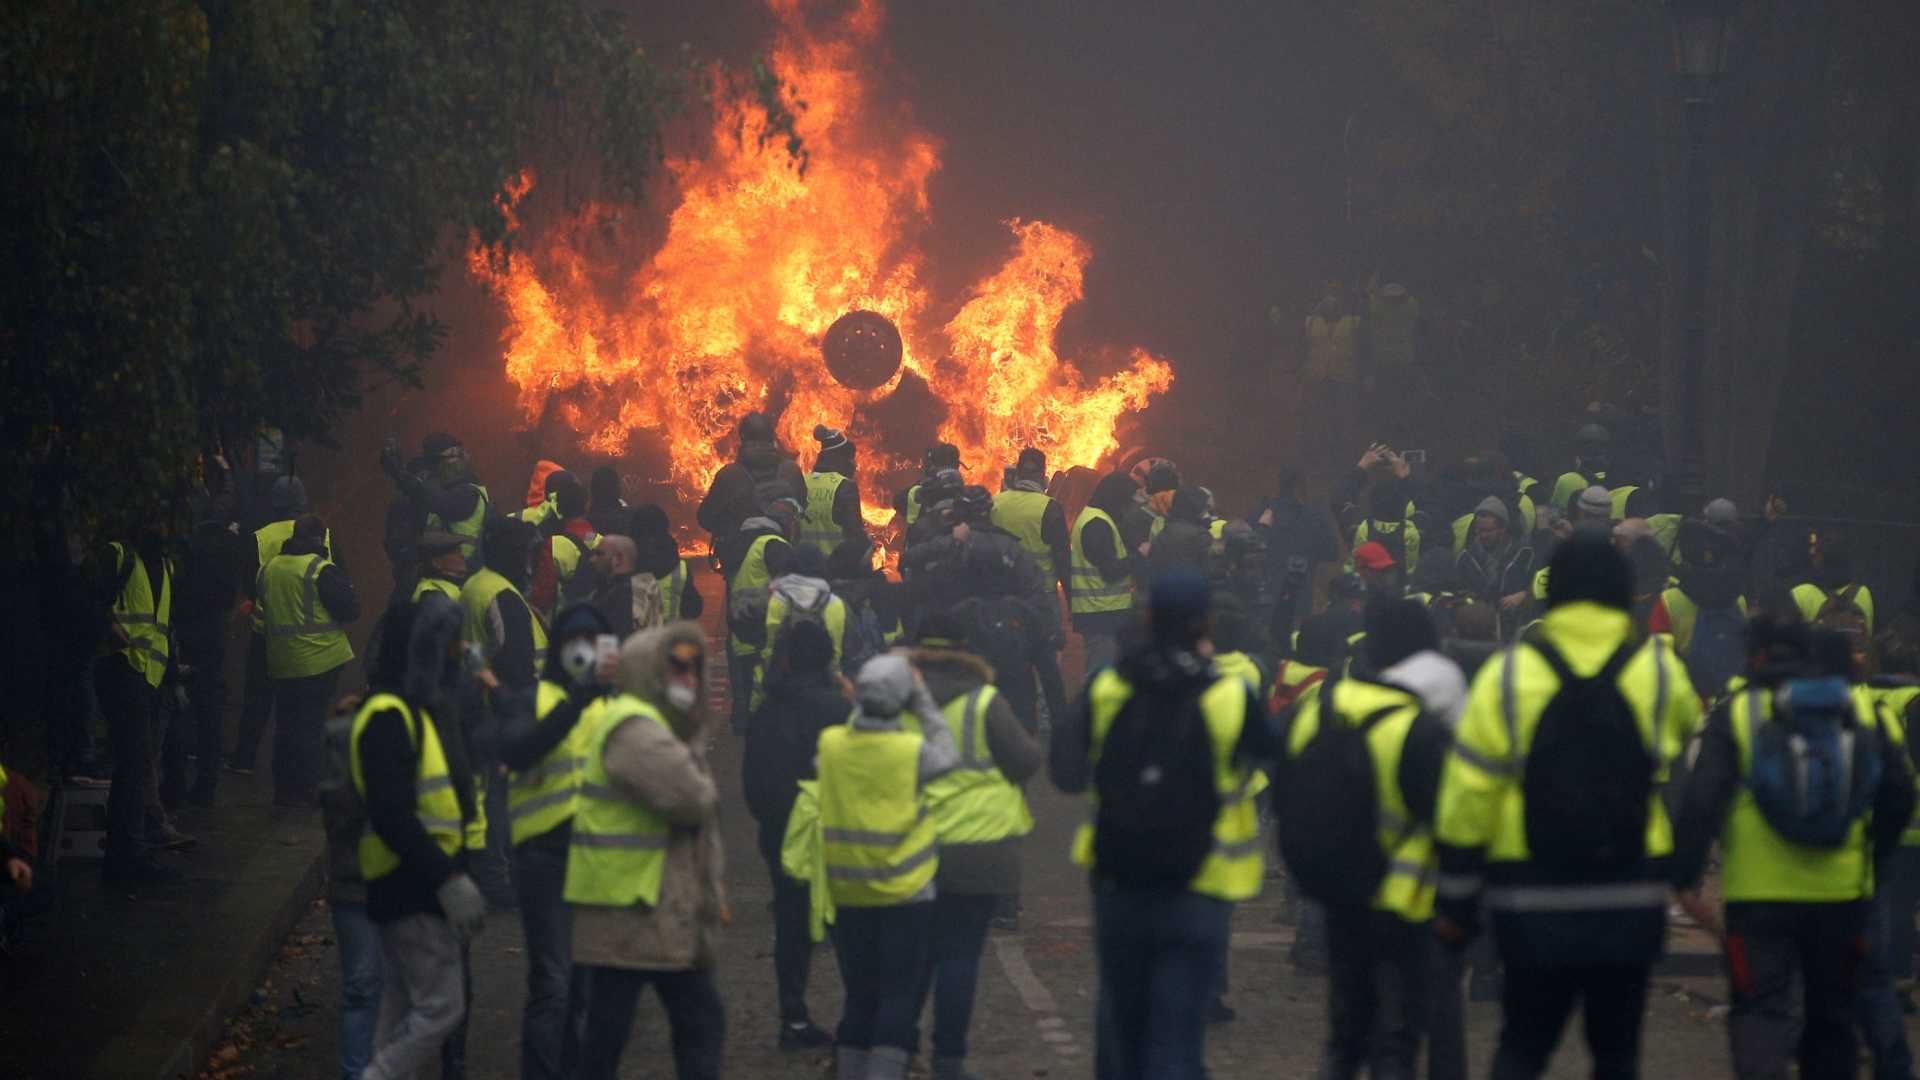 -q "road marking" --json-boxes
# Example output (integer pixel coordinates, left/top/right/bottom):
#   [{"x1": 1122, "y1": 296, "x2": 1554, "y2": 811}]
[{"x1": 993, "y1": 936, "x2": 1082, "y2": 1059}]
